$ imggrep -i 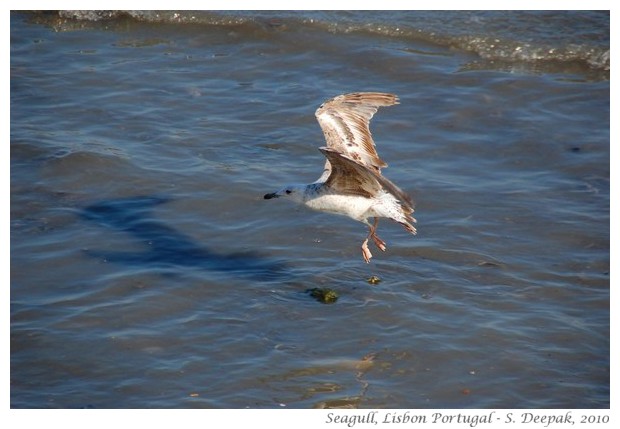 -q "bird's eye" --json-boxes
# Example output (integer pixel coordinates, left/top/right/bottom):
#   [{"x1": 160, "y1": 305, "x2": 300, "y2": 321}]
[{"x1": 285, "y1": 190, "x2": 292, "y2": 194}]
